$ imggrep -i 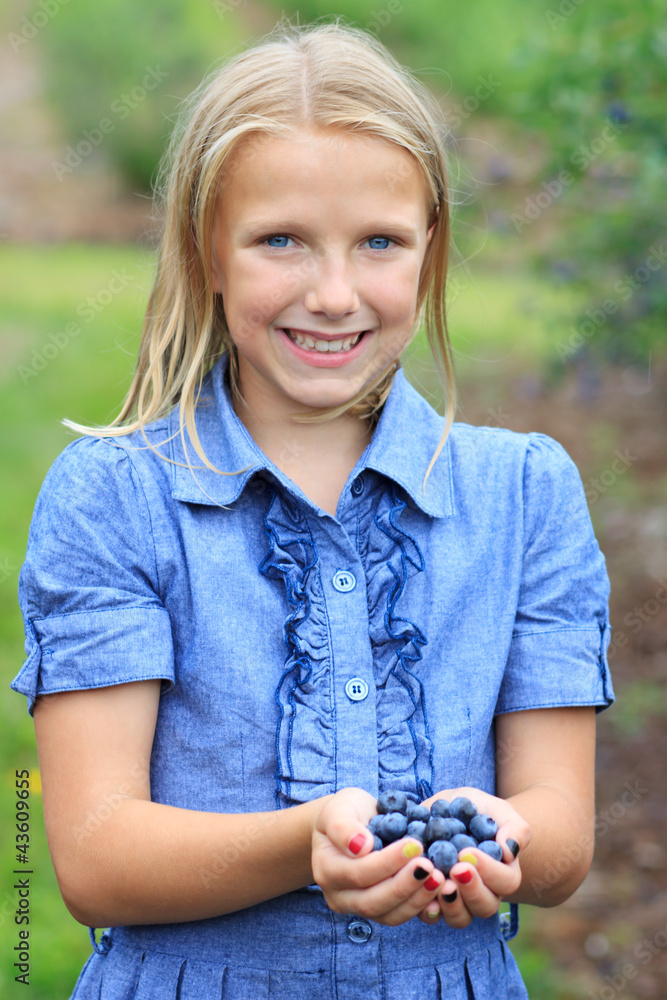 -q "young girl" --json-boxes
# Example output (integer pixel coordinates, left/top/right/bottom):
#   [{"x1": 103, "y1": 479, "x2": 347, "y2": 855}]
[{"x1": 12, "y1": 17, "x2": 614, "y2": 1000}]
